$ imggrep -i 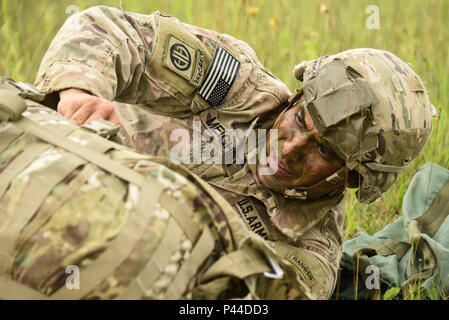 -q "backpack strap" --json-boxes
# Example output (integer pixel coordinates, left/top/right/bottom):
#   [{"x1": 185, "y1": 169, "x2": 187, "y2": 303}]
[
  {"x1": 81, "y1": 119, "x2": 120, "y2": 139},
  {"x1": 367, "y1": 240, "x2": 410, "y2": 260},
  {"x1": 160, "y1": 193, "x2": 201, "y2": 243},
  {"x1": 0, "y1": 123, "x2": 24, "y2": 154},
  {"x1": 164, "y1": 226, "x2": 215, "y2": 299},
  {"x1": 415, "y1": 178, "x2": 449, "y2": 237},
  {"x1": 0, "y1": 275, "x2": 49, "y2": 300},
  {"x1": 201, "y1": 247, "x2": 274, "y2": 282},
  {"x1": 401, "y1": 219, "x2": 437, "y2": 299},
  {"x1": 0, "y1": 142, "x2": 50, "y2": 199},
  {"x1": 0, "y1": 86, "x2": 27, "y2": 121},
  {"x1": 13, "y1": 115, "x2": 146, "y2": 188}
]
